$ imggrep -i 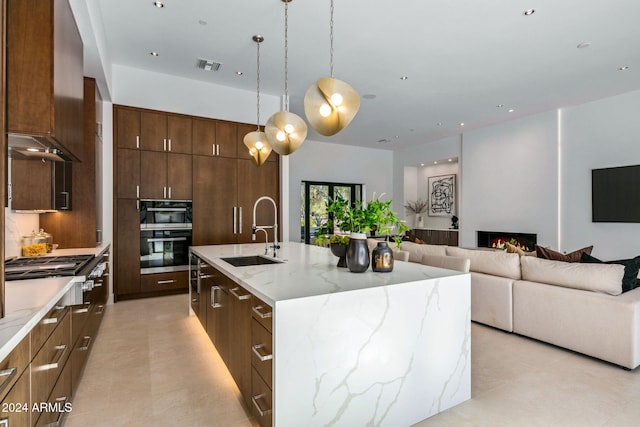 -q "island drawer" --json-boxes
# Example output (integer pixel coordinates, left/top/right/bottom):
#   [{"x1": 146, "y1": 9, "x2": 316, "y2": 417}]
[
  {"x1": 0, "y1": 334, "x2": 30, "y2": 403},
  {"x1": 251, "y1": 367, "x2": 273, "y2": 427},
  {"x1": 251, "y1": 296, "x2": 272, "y2": 333},
  {"x1": 251, "y1": 318, "x2": 272, "y2": 389},
  {"x1": 141, "y1": 271, "x2": 188, "y2": 292},
  {"x1": 32, "y1": 301, "x2": 68, "y2": 355}
]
